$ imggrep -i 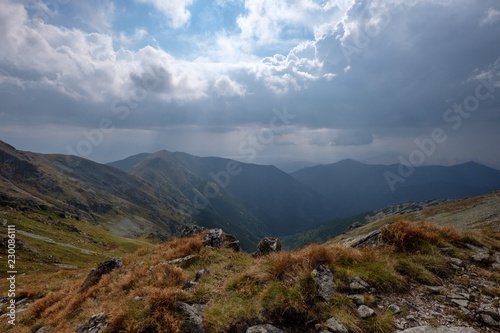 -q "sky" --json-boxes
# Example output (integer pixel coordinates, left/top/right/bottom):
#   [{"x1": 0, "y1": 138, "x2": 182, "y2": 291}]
[{"x1": 1, "y1": 0, "x2": 500, "y2": 172}]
